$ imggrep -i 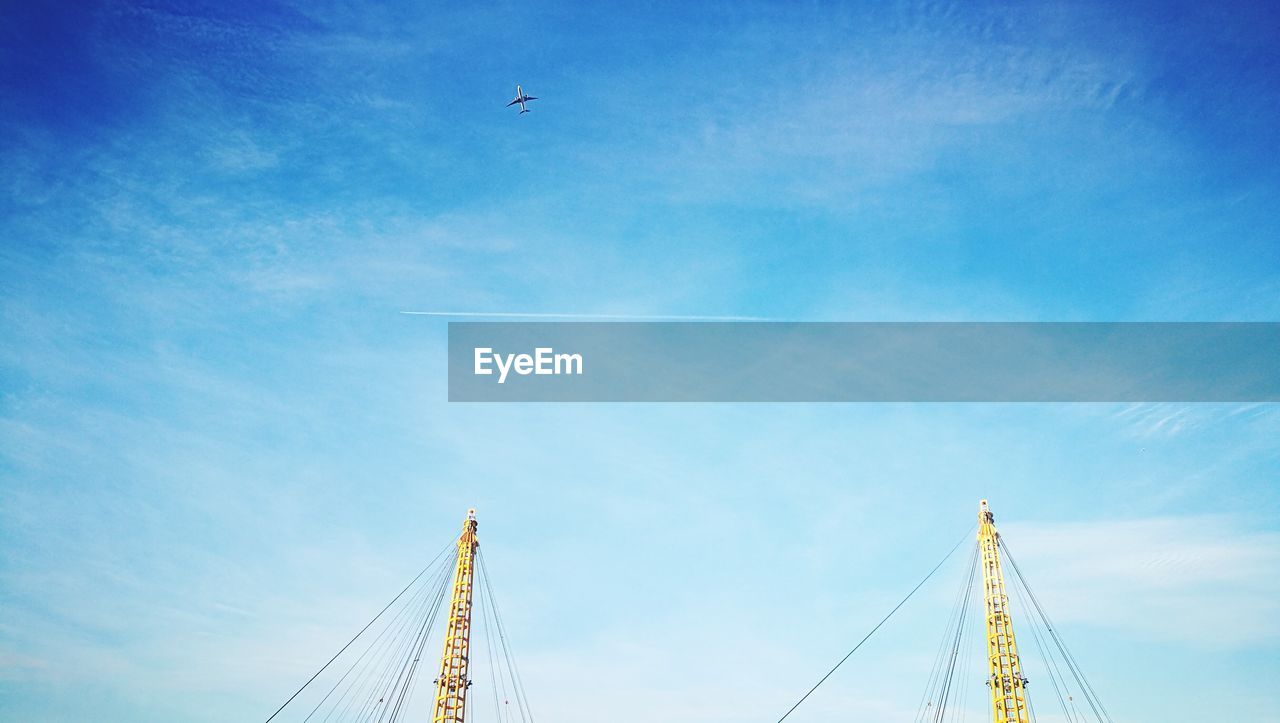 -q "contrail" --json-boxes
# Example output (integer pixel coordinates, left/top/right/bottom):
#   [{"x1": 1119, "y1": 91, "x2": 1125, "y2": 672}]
[{"x1": 399, "y1": 311, "x2": 772, "y2": 321}]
